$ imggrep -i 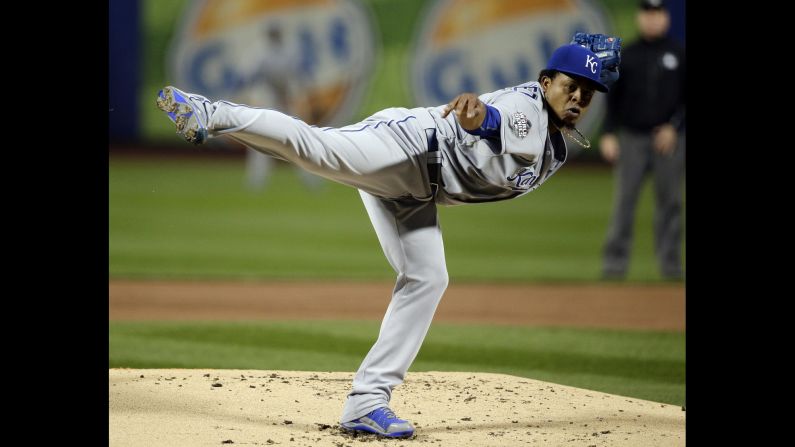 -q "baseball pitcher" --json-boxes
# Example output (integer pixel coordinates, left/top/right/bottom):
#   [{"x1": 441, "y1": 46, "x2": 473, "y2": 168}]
[{"x1": 155, "y1": 35, "x2": 621, "y2": 439}]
